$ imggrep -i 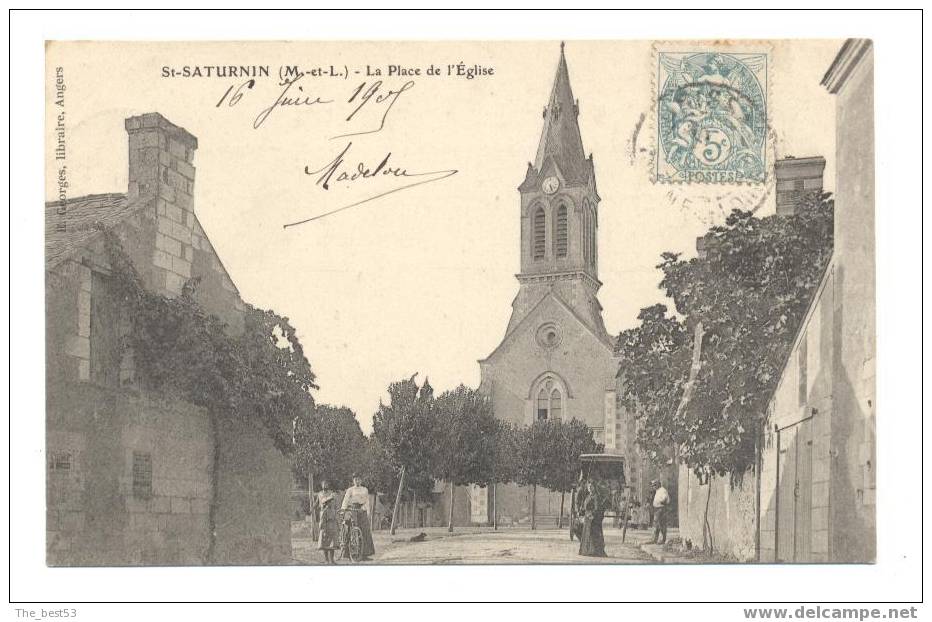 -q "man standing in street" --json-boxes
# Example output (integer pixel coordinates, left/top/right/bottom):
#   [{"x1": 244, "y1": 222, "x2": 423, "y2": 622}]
[
  {"x1": 646, "y1": 479, "x2": 659, "y2": 528},
  {"x1": 648, "y1": 479, "x2": 670, "y2": 545}
]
